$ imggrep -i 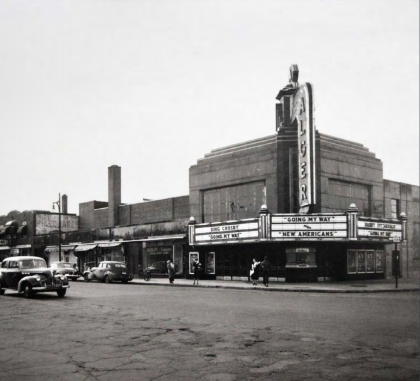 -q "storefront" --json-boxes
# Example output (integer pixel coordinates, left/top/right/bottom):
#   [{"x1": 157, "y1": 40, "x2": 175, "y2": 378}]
[
  {"x1": 188, "y1": 205, "x2": 407, "y2": 282},
  {"x1": 44, "y1": 245, "x2": 77, "y2": 265},
  {"x1": 141, "y1": 235, "x2": 187, "y2": 276}
]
